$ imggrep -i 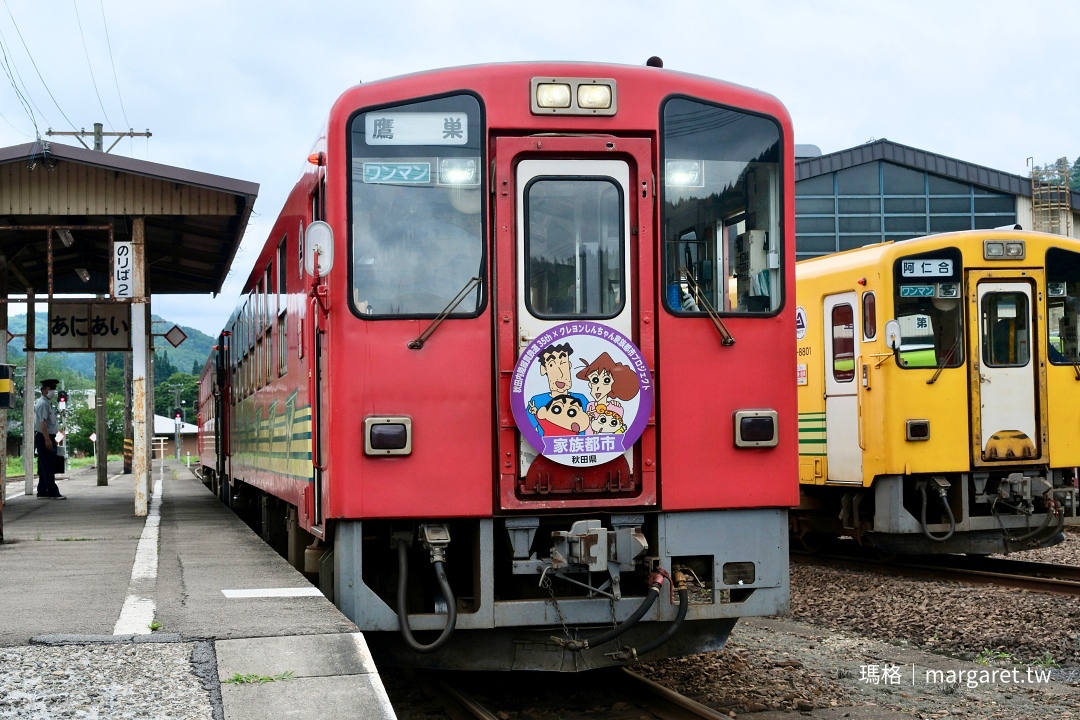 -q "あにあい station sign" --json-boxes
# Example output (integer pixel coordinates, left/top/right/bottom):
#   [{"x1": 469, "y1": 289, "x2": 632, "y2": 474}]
[{"x1": 47, "y1": 302, "x2": 131, "y2": 351}]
